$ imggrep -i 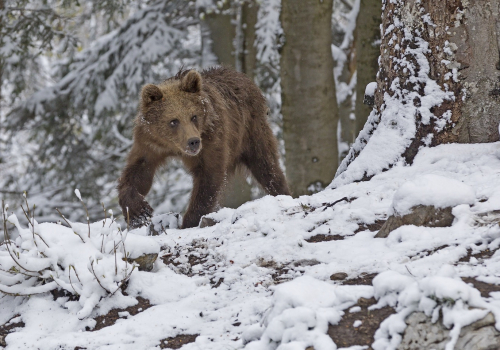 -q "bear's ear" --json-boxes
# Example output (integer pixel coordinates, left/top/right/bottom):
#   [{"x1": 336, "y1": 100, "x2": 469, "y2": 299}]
[
  {"x1": 141, "y1": 84, "x2": 163, "y2": 105},
  {"x1": 180, "y1": 70, "x2": 202, "y2": 93}
]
